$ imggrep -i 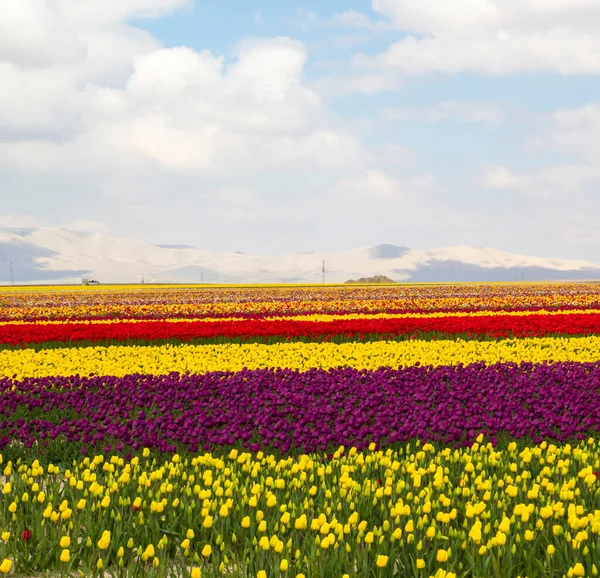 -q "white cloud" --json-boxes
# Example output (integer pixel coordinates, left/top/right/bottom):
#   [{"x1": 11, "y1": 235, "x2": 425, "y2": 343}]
[
  {"x1": 372, "y1": 0, "x2": 600, "y2": 36},
  {"x1": 482, "y1": 165, "x2": 519, "y2": 189},
  {"x1": 332, "y1": 170, "x2": 401, "y2": 201},
  {"x1": 330, "y1": 169, "x2": 438, "y2": 202},
  {"x1": 0, "y1": 0, "x2": 182, "y2": 69},
  {"x1": 384, "y1": 101, "x2": 505, "y2": 125},
  {"x1": 0, "y1": 23, "x2": 363, "y2": 176},
  {"x1": 0, "y1": 214, "x2": 39, "y2": 228},
  {"x1": 344, "y1": 0, "x2": 600, "y2": 85},
  {"x1": 482, "y1": 163, "x2": 600, "y2": 198},
  {"x1": 330, "y1": 10, "x2": 395, "y2": 31},
  {"x1": 331, "y1": 10, "x2": 374, "y2": 29}
]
